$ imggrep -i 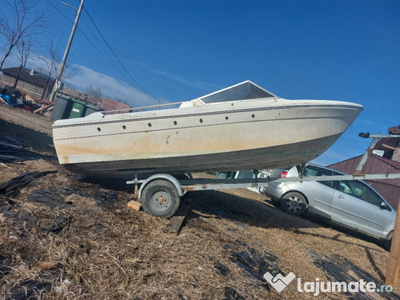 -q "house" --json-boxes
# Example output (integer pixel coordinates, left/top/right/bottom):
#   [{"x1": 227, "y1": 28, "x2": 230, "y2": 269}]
[
  {"x1": 0, "y1": 67, "x2": 59, "y2": 101},
  {"x1": 100, "y1": 97, "x2": 131, "y2": 114},
  {"x1": 58, "y1": 87, "x2": 103, "y2": 106},
  {"x1": 328, "y1": 129, "x2": 400, "y2": 208}
]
